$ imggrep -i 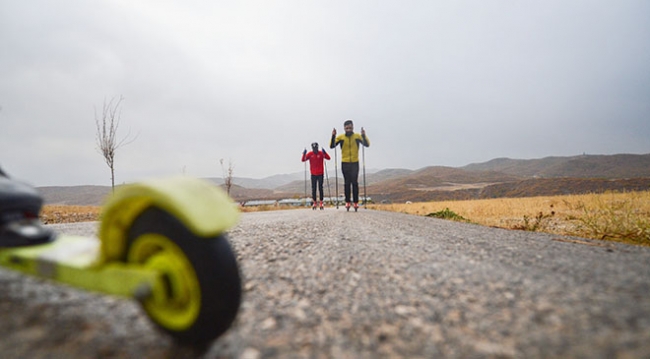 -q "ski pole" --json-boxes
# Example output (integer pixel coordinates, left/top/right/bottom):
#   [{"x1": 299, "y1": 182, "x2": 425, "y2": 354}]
[
  {"x1": 304, "y1": 151, "x2": 307, "y2": 207},
  {"x1": 334, "y1": 145, "x2": 339, "y2": 209},
  {"x1": 362, "y1": 143, "x2": 367, "y2": 209},
  {"x1": 324, "y1": 160, "x2": 332, "y2": 206}
]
